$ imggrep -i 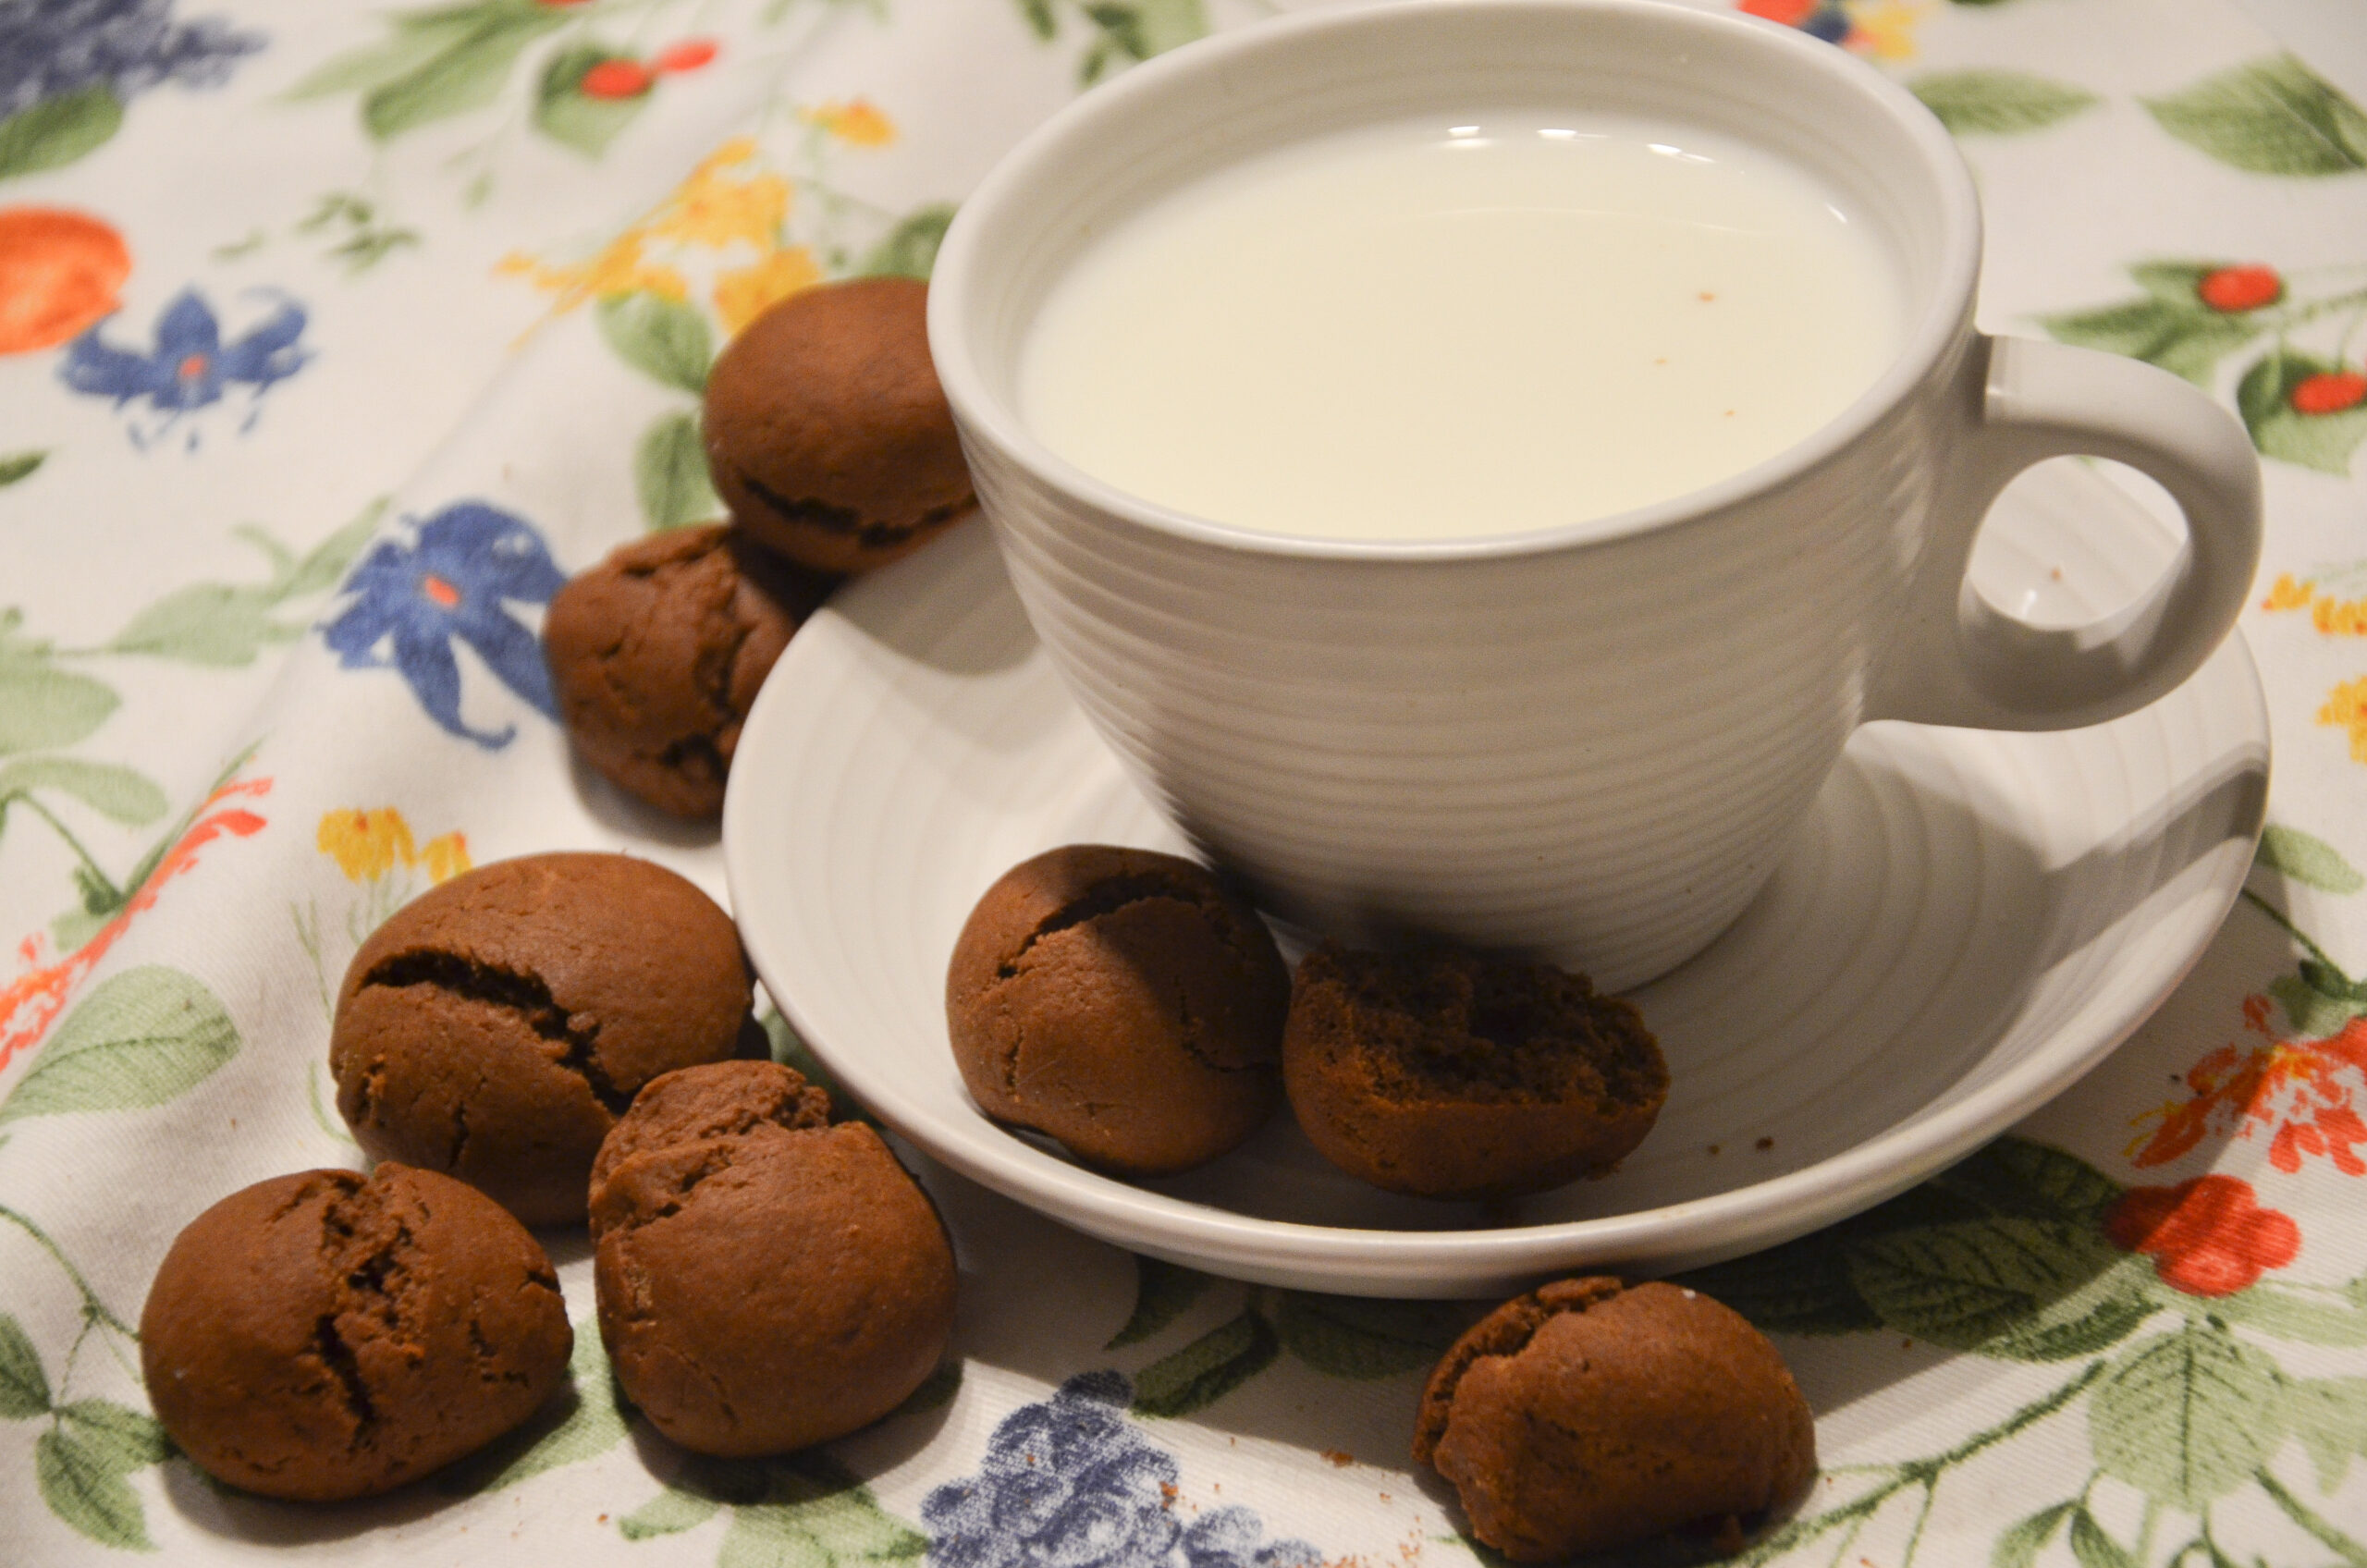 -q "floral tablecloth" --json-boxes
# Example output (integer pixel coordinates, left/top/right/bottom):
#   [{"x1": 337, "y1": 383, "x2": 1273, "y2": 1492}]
[{"x1": 6, "y1": 0, "x2": 2367, "y2": 1562}]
